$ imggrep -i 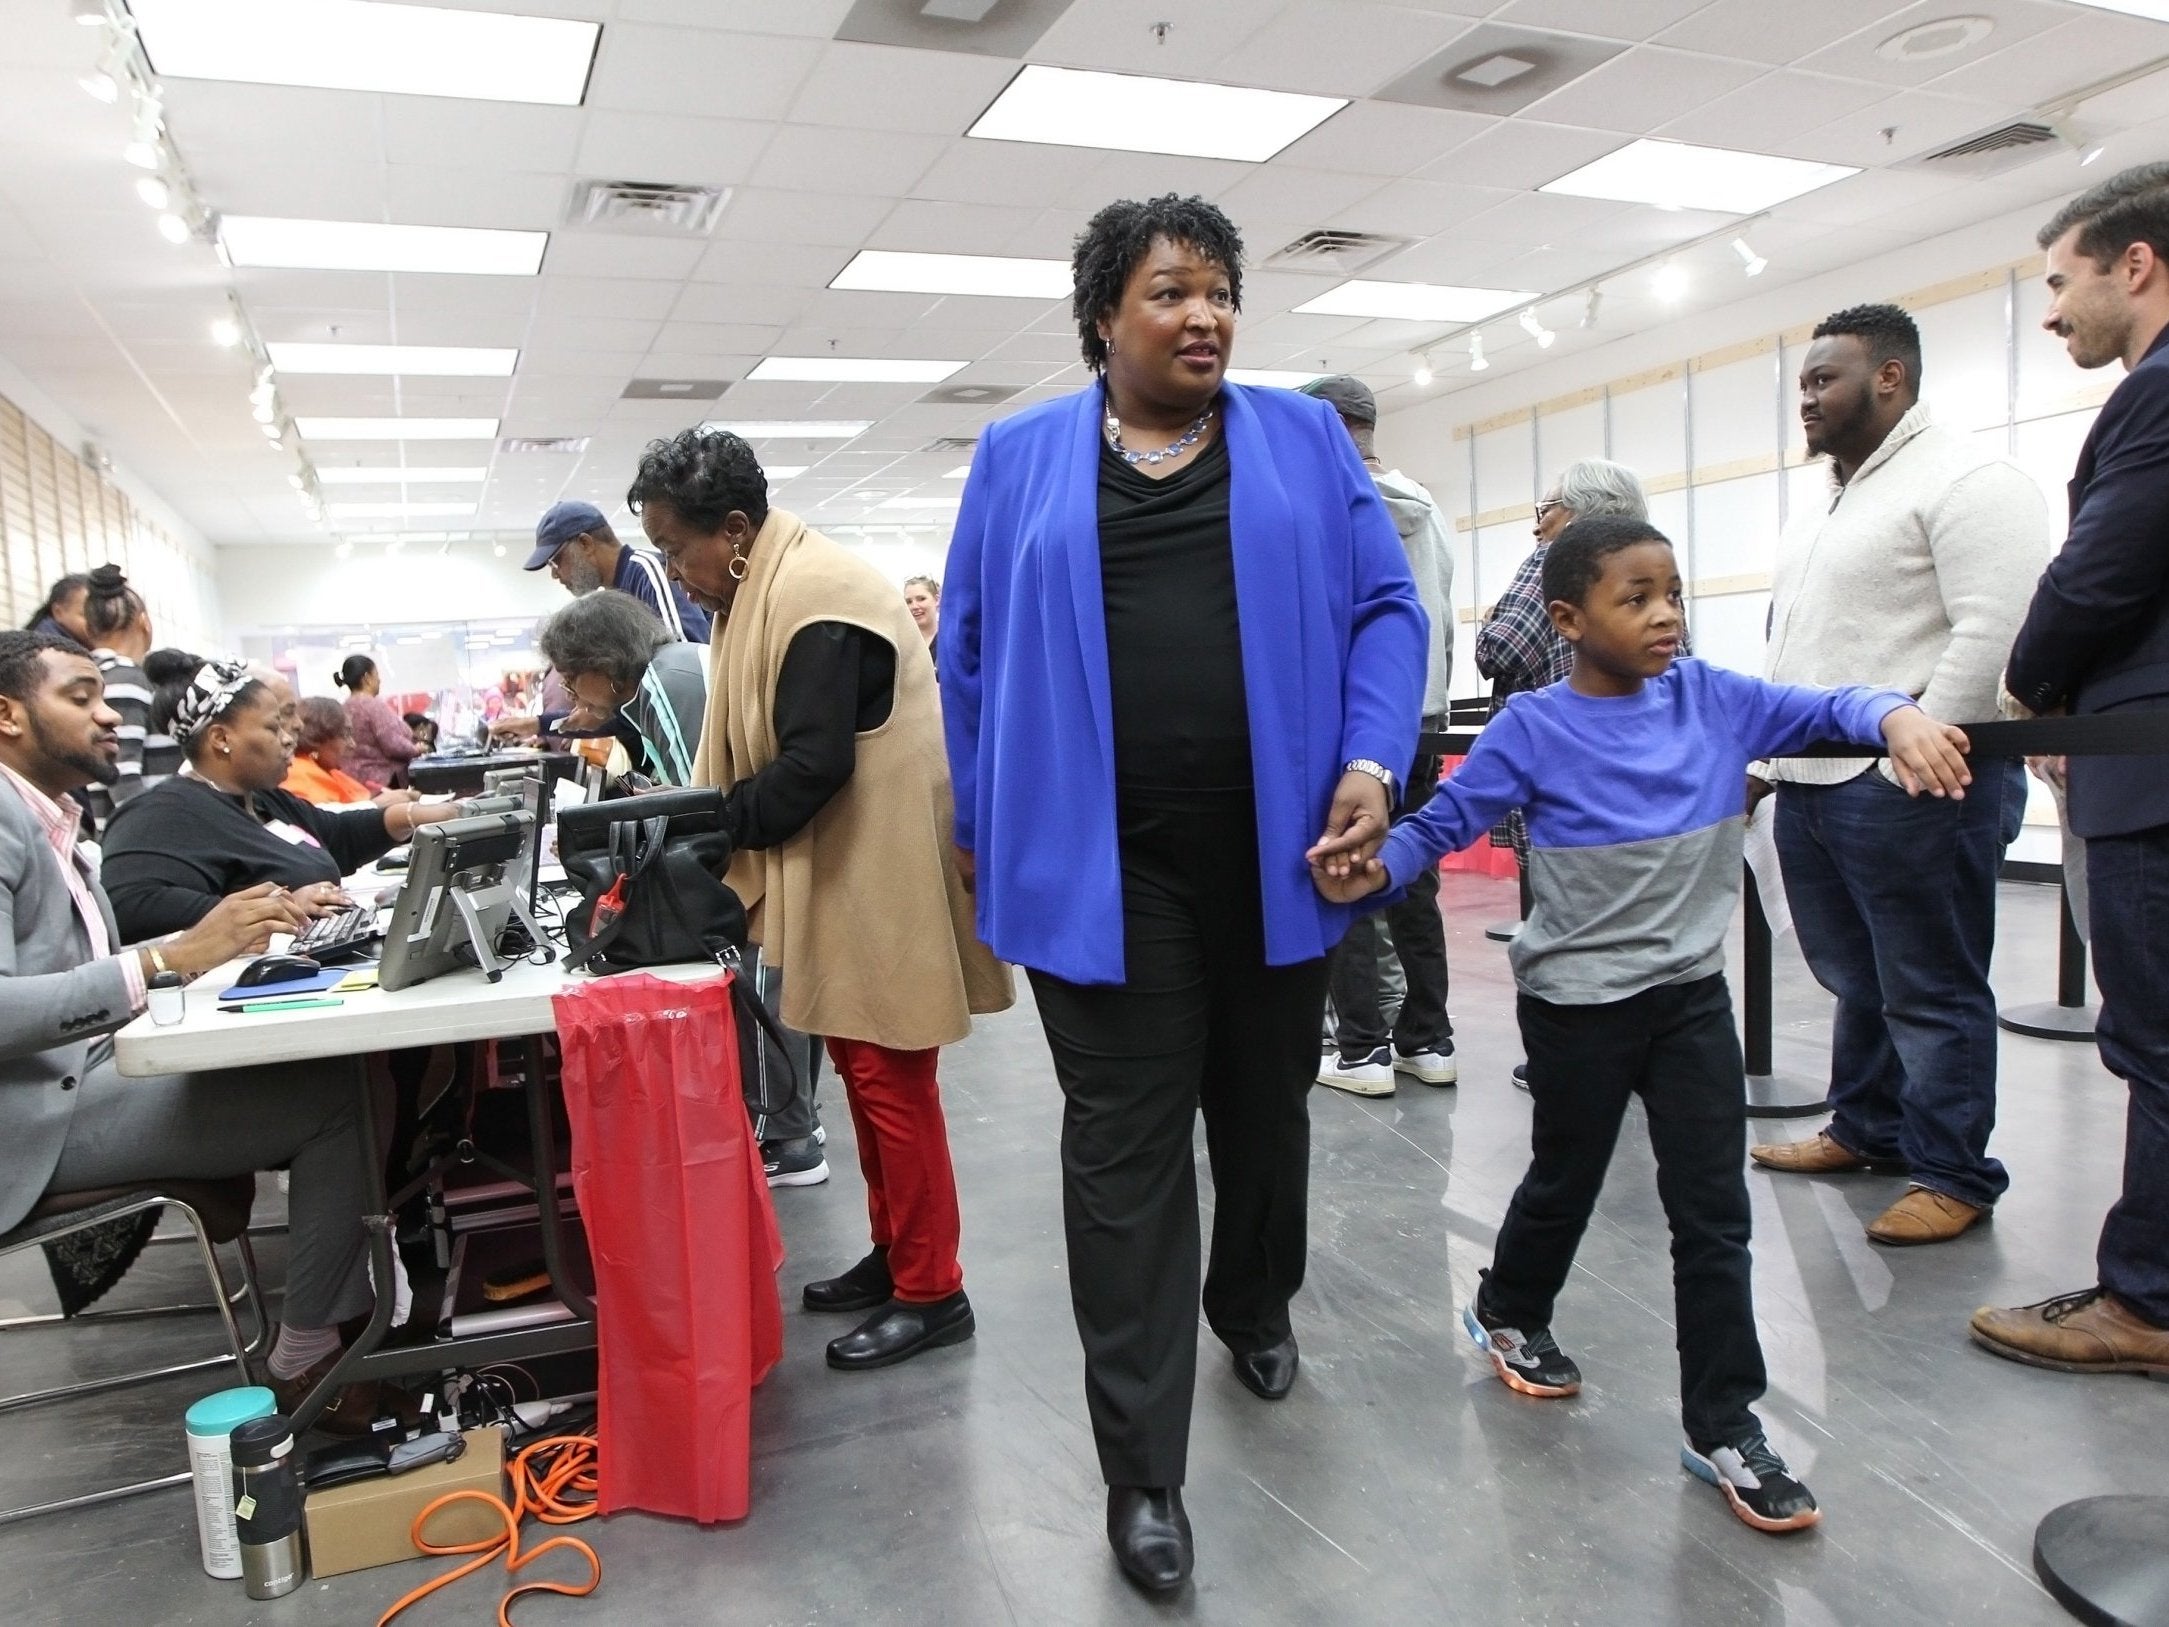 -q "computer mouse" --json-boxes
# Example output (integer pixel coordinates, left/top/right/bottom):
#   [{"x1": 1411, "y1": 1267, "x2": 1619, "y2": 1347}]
[{"x1": 236, "y1": 953, "x2": 323, "y2": 989}]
